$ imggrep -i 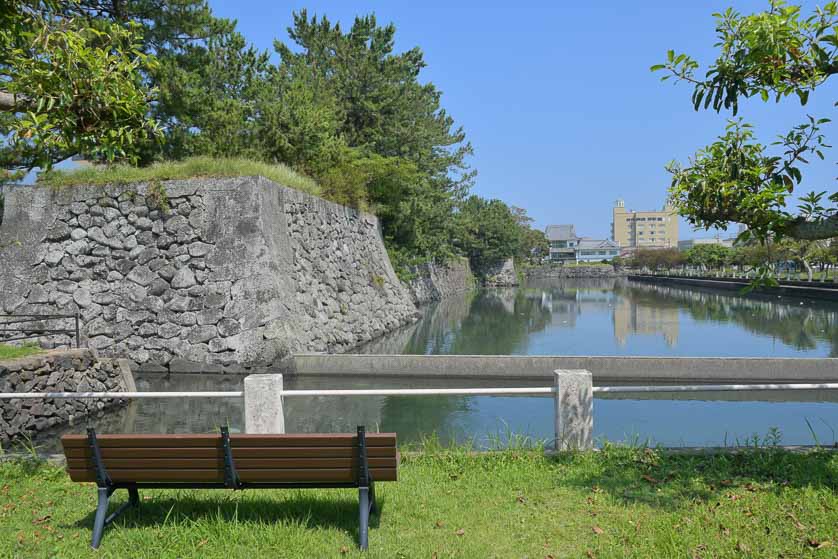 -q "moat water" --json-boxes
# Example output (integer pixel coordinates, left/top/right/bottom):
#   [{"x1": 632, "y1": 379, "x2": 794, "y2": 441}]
[{"x1": 29, "y1": 279, "x2": 838, "y2": 451}]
